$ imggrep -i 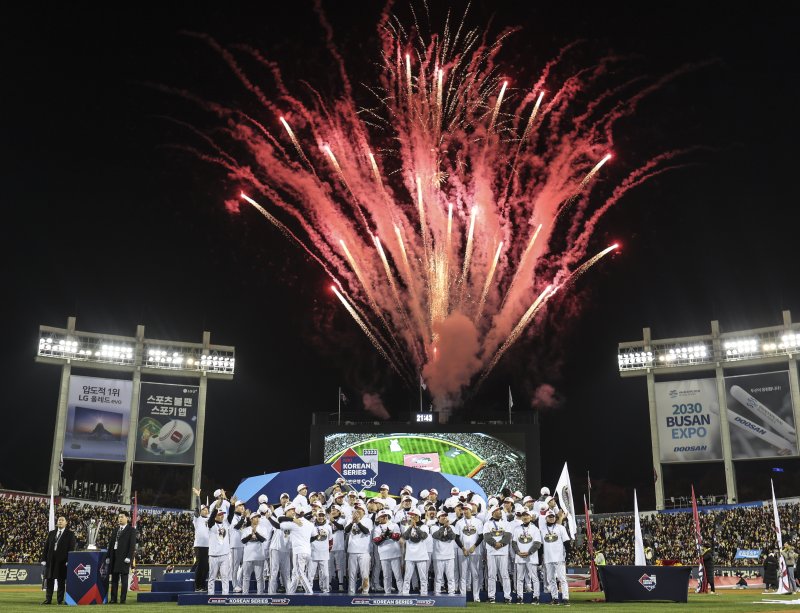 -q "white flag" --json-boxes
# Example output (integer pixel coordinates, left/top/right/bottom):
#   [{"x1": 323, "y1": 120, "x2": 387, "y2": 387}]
[
  {"x1": 508, "y1": 387, "x2": 514, "y2": 409},
  {"x1": 419, "y1": 374, "x2": 427, "y2": 391},
  {"x1": 772, "y1": 480, "x2": 791, "y2": 594},
  {"x1": 633, "y1": 489, "x2": 646, "y2": 565},
  {"x1": 554, "y1": 462, "x2": 577, "y2": 537},
  {"x1": 48, "y1": 486, "x2": 55, "y2": 532}
]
